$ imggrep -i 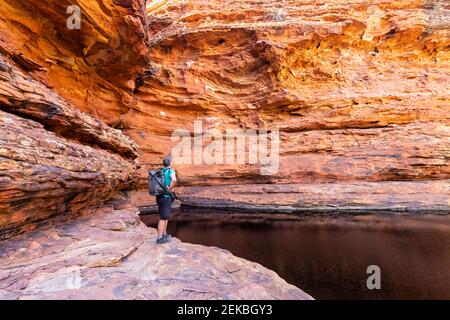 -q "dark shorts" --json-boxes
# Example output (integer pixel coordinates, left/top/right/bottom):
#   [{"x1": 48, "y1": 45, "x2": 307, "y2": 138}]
[{"x1": 156, "y1": 195, "x2": 172, "y2": 220}]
